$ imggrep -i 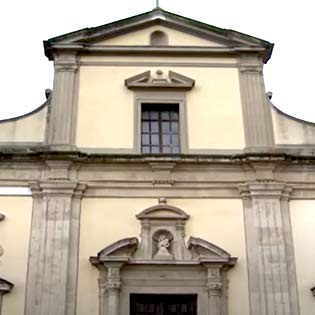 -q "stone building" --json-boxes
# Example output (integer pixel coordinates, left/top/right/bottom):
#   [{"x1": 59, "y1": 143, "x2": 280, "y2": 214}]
[{"x1": 0, "y1": 7, "x2": 315, "y2": 315}]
